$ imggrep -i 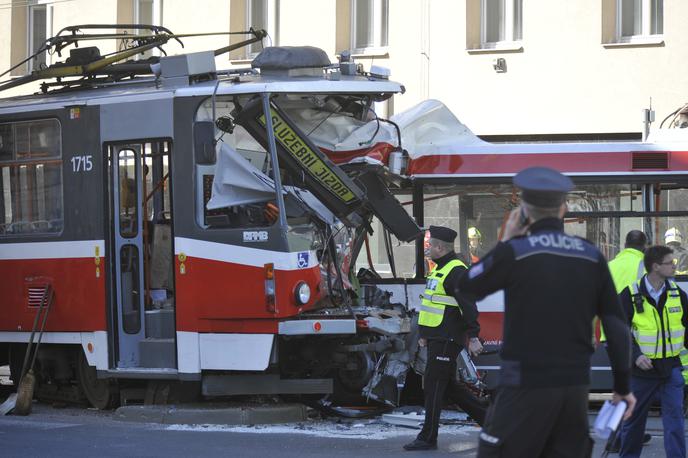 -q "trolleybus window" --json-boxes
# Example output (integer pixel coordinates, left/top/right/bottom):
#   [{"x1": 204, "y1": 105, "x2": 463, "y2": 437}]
[
  {"x1": 355, "y1": 192, "x2": 415, "y2": 278},
  {"x1": 564, "y1": 184, "x2": 643, "y2": 260},
  {"x1": 0, "y1": 119, "x2": 62, "y2": 236},
  {"x1": 423, "y1": 184, "x2": 517, "y2": 268}
]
